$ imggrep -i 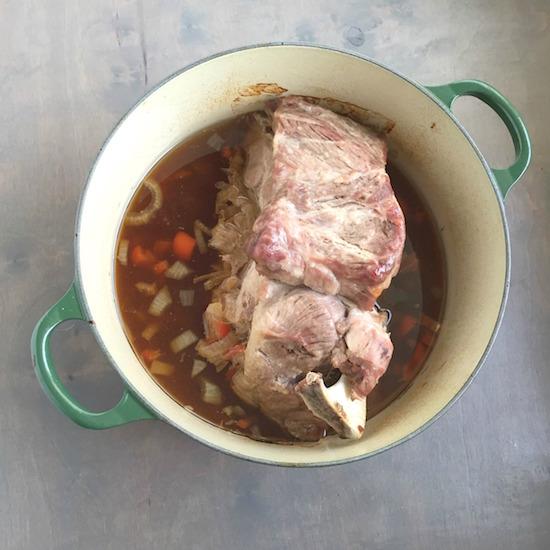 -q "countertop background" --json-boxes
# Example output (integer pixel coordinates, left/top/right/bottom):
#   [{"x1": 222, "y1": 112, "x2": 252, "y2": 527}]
[{"x1": 1, "y1": 1, "x2": 549, "y2": 549}]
